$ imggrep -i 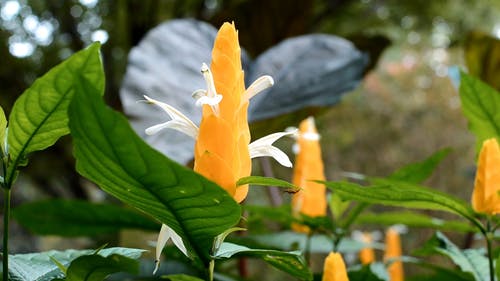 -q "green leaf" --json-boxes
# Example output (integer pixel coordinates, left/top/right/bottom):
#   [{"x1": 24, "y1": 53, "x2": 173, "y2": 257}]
[
  {"x1": 7, "y1": 247, "x2": 143, "y2": 281},
  {"x1": 416, "y1": 231, "x2": 489, "y2": 281},
  {"x1": 348, "y1": 263, "x2": 388, "y2": 281},
  {"x1": 388, "y1": 148, "x2": 451, "y2": 183},
  {"x1": 65, "y1": 254, "x2": 138, "y2": 281},
  {"x1": 459, "y1": 71, "x2": 500, "y2": 152},
  {"x1": 322, "y1": 180, "x2": 481, "y2": 230},
  {"x1": 161, "y1": 275, "x2": 205, "y2": 281},
  {"x1": 12, "y1": 199, "x2": 160, "y2": 236},
  {"x1": 5, "y1": 43, "x2": 104, "y2": 186},
  {"x1": 496, "y1": 255, "x2": 500, "y2": 281},
  {"x1": 68, "y1": 75, "x2": 241, "y2": 264},
  {"x1": 356, "y1": 212, "x2": 477, "y2": 233},
  {"x1": 407, "y1": 258, "x2": 475, "y2": 281},
  {"x1": 213, "y1": 242, "x2": 312, "y2": 281},
  {"x1": 237, "y1": 176, "x2": 300, "y2": 193}
]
